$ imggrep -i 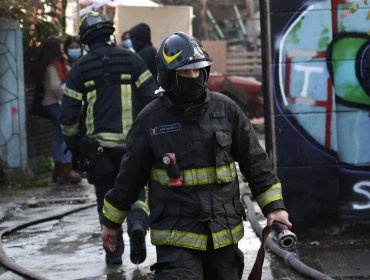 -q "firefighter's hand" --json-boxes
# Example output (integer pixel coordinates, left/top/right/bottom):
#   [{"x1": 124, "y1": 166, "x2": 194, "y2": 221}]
[
  {"x1": 267, "y1": 209, "x2": 292, "y2": 229},
  {"x1": 101, "y1": 225, "x2": 119, "y2": 253}
]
